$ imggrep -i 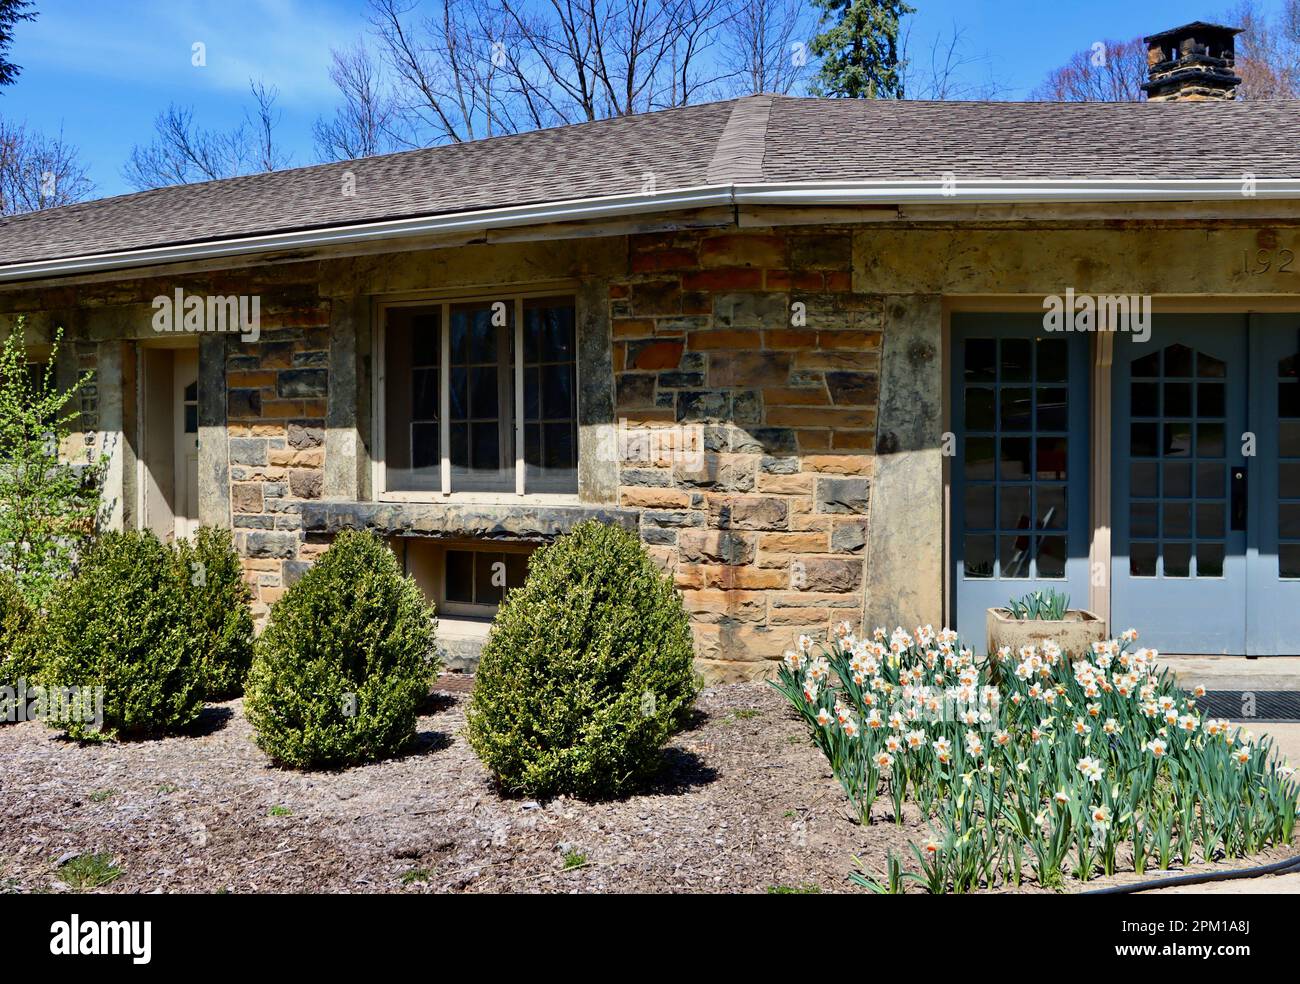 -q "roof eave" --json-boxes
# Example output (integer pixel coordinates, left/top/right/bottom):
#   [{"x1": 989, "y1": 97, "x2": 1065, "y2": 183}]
[{"x1": 3, "y1": 177, "x2": 1300, "y2": 284}]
